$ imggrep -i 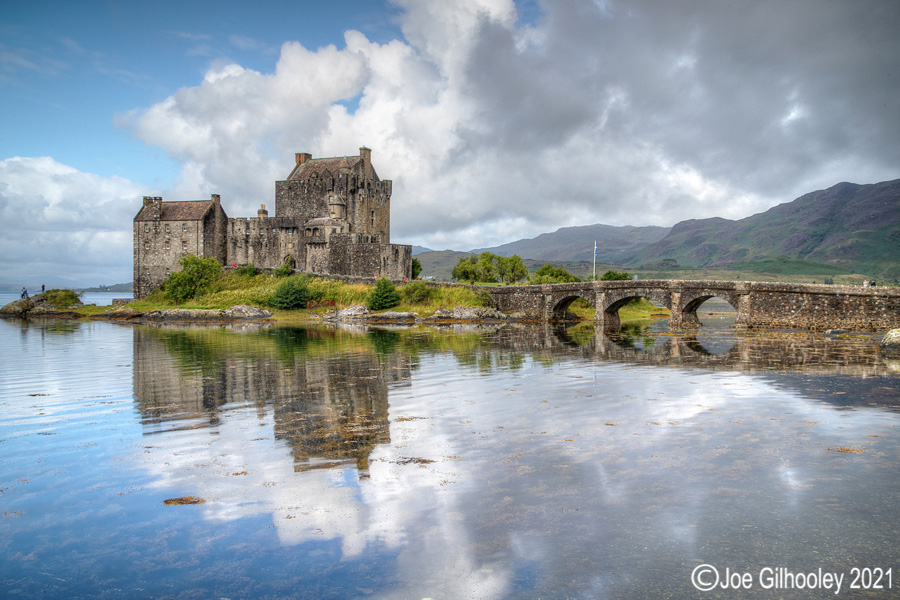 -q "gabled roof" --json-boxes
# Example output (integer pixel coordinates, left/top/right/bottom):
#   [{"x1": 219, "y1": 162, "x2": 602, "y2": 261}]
[
  {"x1": 287, "y1": 156, "x2": 378, "y2": 182},
  {"x1": 135, "y1": 200, "x2": 215, "y2": 222}
]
